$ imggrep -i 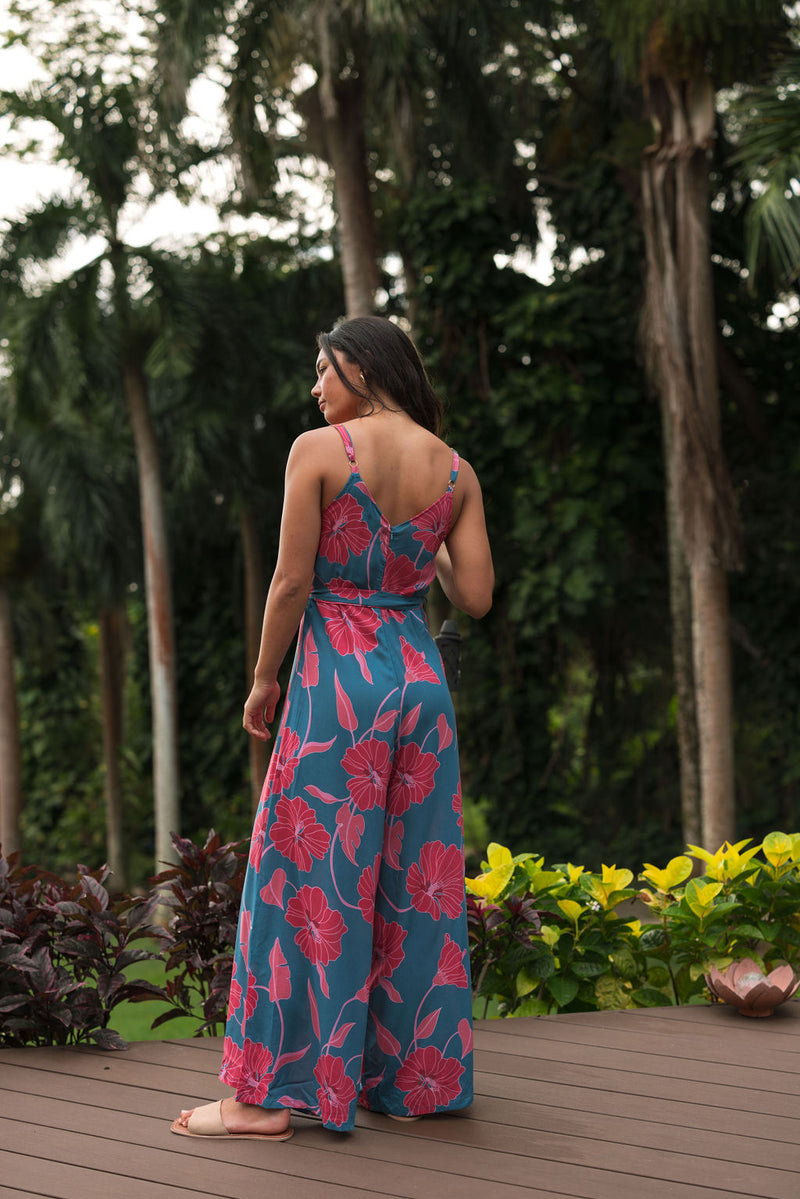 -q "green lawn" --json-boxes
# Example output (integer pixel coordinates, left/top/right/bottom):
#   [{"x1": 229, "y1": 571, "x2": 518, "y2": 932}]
[{"x1": 108, "y1": 948, "x2": 209, "y2": 1043}]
